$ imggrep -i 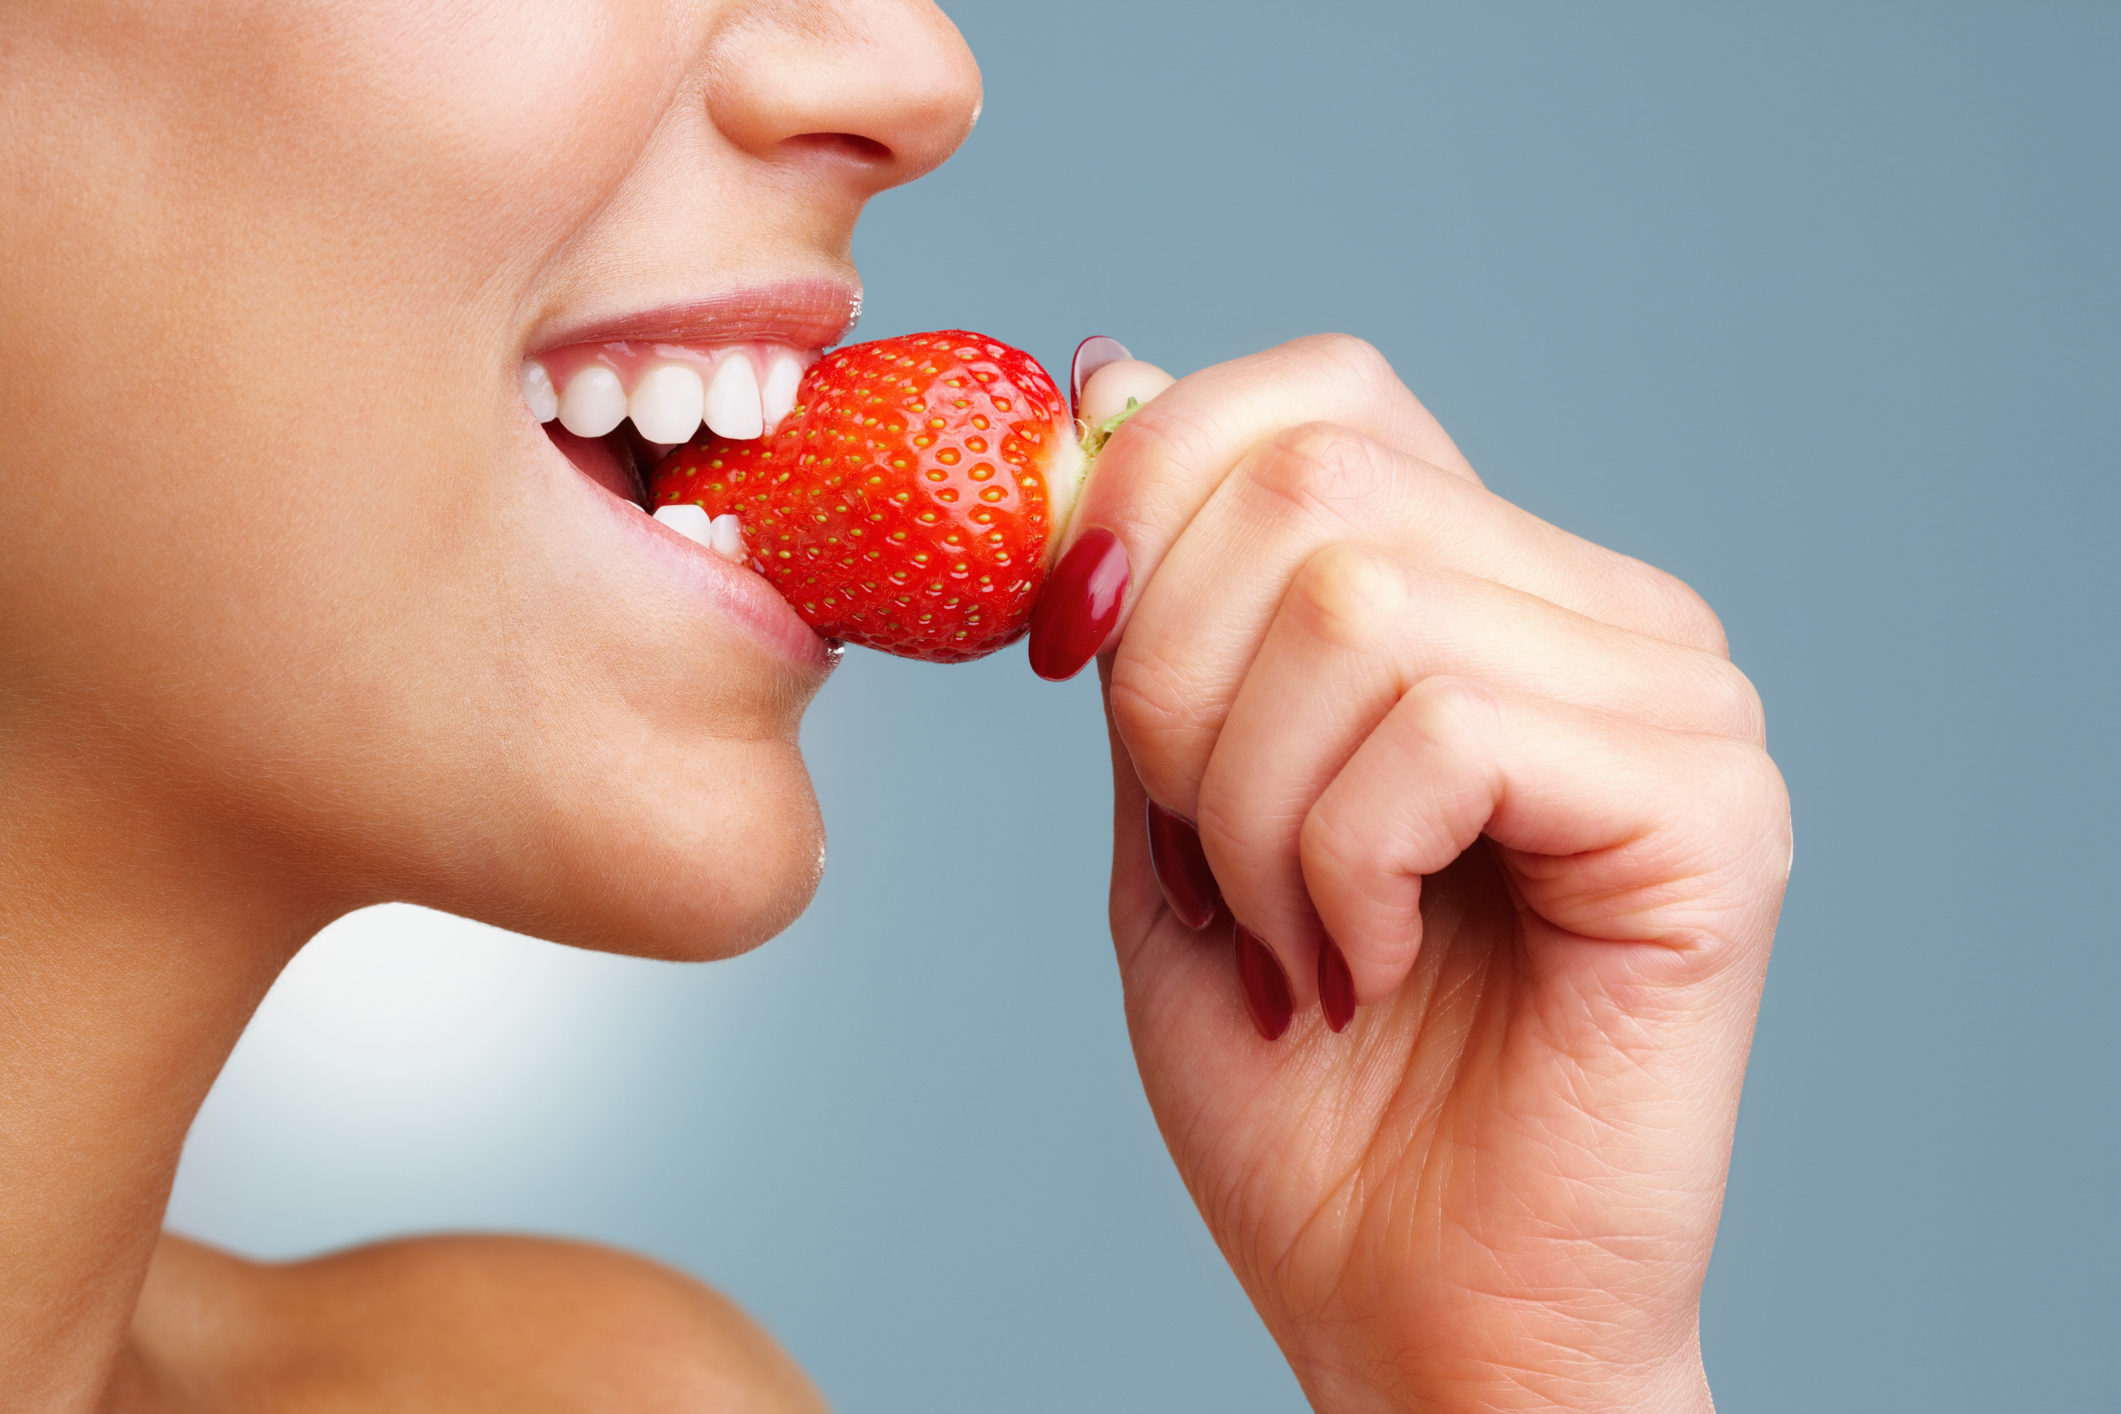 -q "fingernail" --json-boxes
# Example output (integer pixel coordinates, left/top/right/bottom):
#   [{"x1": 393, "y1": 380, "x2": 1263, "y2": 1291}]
[
  {"x1": 1317, "y1": 937, "x2": 1356, "y2": 1033},
  {"x1": 1146, "y1": 800, "x2": 1220, "y2": 929},
  {"x1": 1028, "y1": 527, "x2": 1128, "y2": 681},
  {"x1": 1234, "y1": 925, "x2": 1293, "y2": 1042},
  {"x1": 1070, "y1": 336, "x2": 1133, "y2": 420}
]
